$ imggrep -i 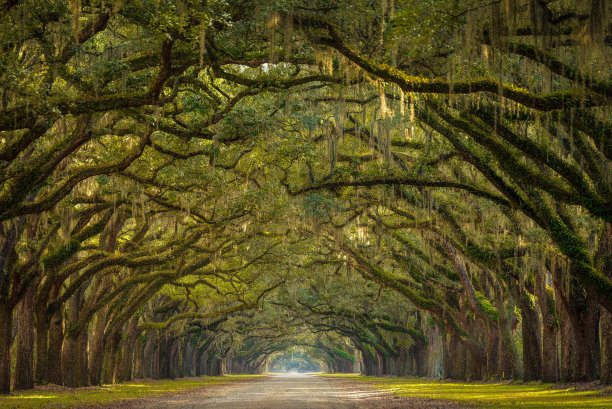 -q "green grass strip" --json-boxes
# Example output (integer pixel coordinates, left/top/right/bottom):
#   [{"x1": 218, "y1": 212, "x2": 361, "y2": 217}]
[
  {"x1": 0, "y1": 375, "x2": 263, "y2": 409},
  {"x1": 322, "y1": 374, "x2": 612, "y2": 408}
]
